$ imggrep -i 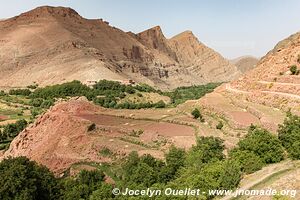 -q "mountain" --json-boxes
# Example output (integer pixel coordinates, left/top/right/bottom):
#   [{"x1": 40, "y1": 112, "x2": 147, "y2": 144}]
[
  {"x1": 230, "y1": 32, "x2": 300, "y2": 111},
  {"x1": 194, "y1": 31, "x2": 300, "y2": 136},
  {"x1": 0, "y1": 6, "x2": 241, "y2": 90},
  {"x1": 168, "y1": 31, "x2": 240, "y2": 82},
  {"x1": 230, "y1": 56, "x2": 259, "y2": 73}
]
